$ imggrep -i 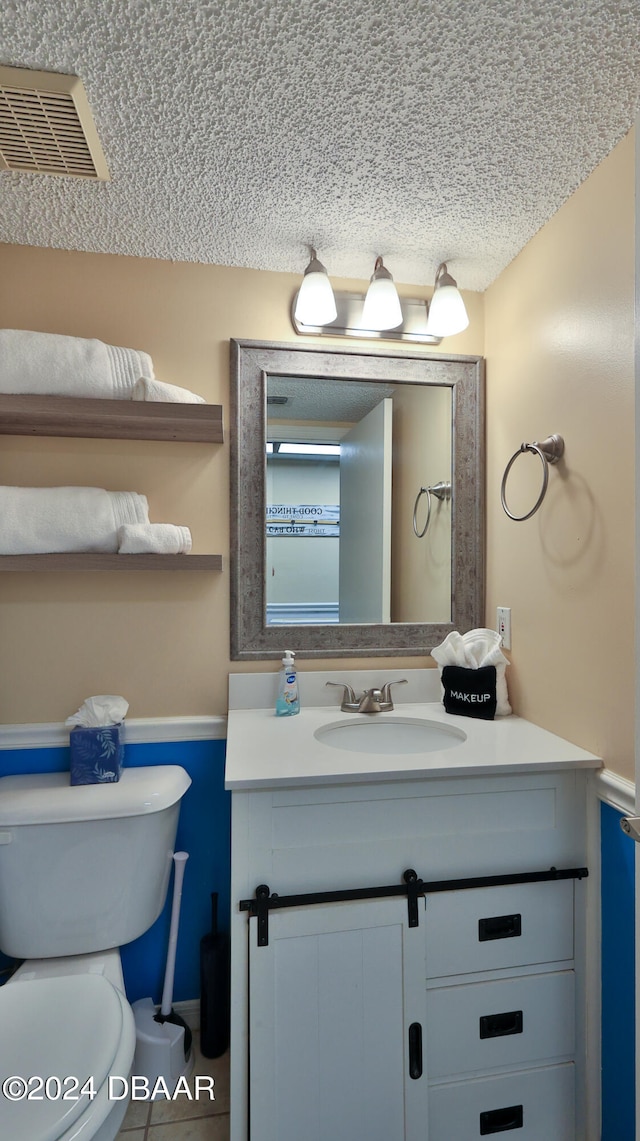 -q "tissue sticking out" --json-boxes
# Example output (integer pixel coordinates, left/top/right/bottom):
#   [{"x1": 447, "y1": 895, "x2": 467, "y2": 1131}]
[{"x1": 66, "y1": 695, "x2": 129, "y2": 786}]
